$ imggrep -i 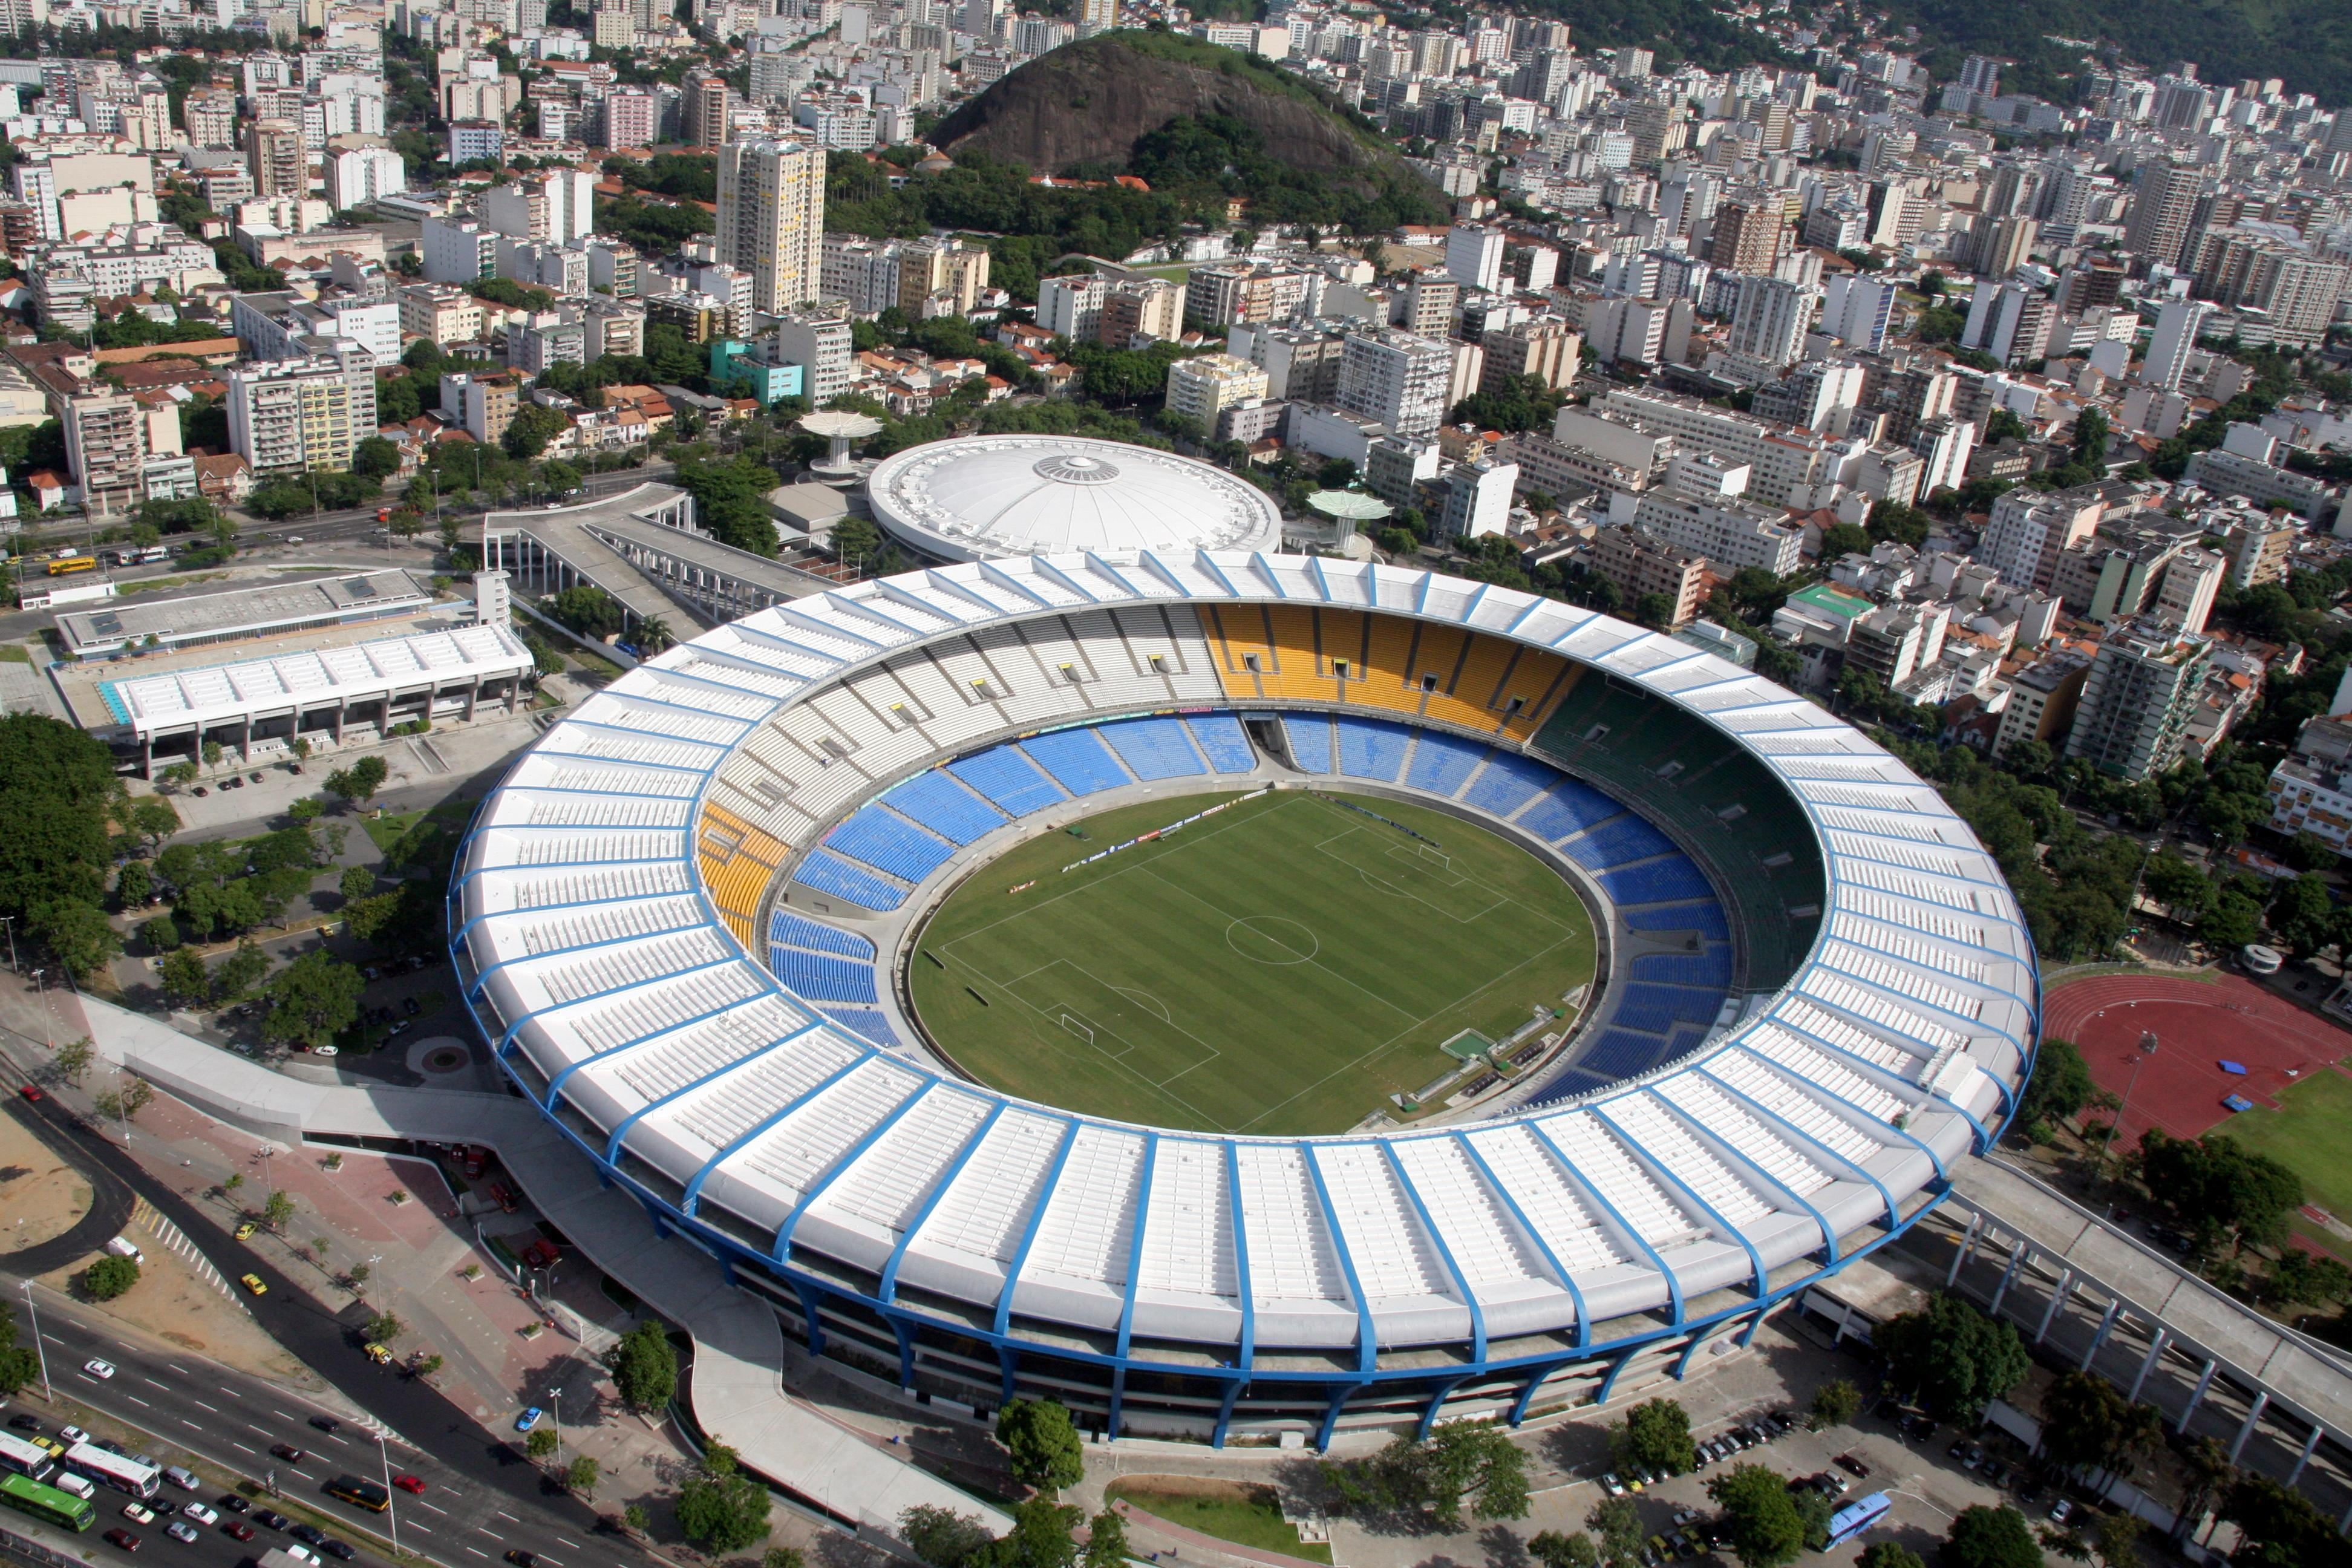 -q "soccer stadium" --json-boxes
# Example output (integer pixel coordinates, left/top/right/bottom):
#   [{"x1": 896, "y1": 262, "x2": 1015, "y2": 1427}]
[{"x1": 451, "y1": 547, "x2": 2037, "y2": 1447}]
